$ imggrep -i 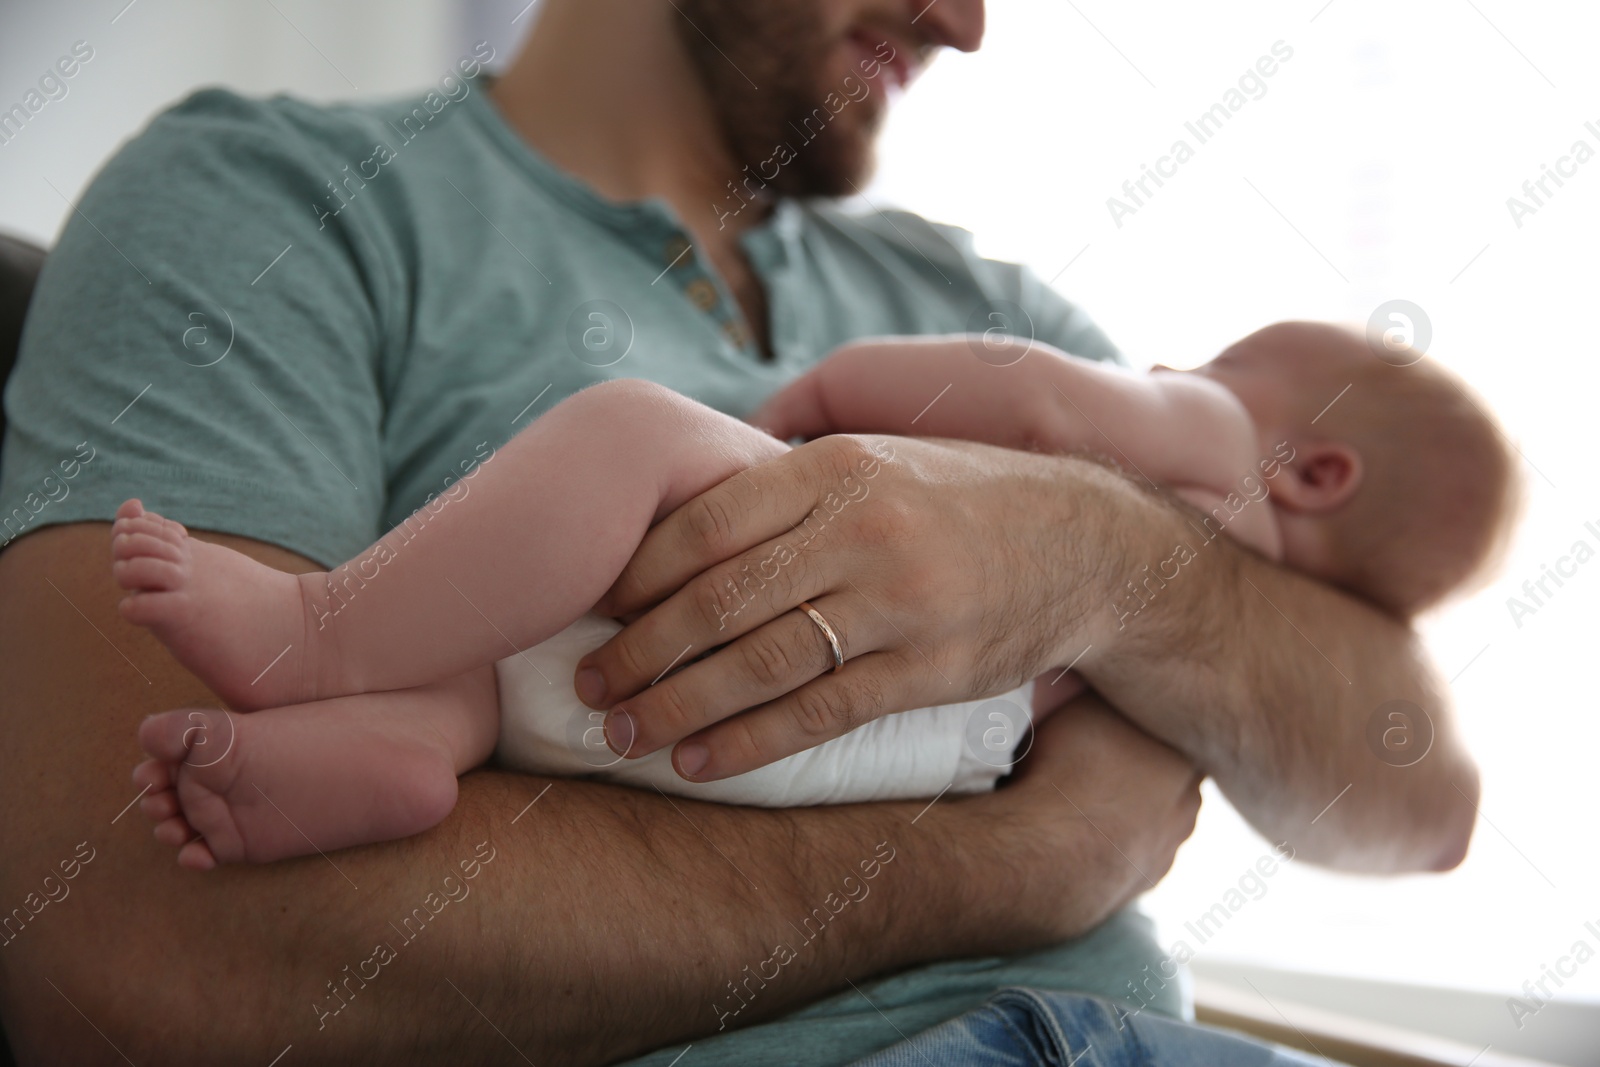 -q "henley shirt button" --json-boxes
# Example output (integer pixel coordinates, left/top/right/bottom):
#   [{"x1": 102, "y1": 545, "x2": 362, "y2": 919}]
[
  {"x1": 663, "y1": 236, "x2": 692, "y2": 266},
  {"x1": 685, "y1": 278, "x2": 718, "y2": 312},
  {"x1": 722, "y1": 319, "x2": 749, "y2": 347}
]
